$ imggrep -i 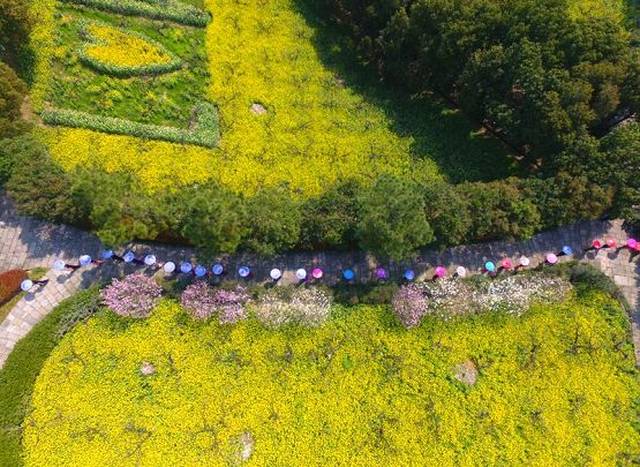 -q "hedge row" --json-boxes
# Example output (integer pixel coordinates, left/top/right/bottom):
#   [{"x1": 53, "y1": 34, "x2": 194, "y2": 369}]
[
  {"x1": 1, "y1": 135, "x2": 615, "y2": 260},
  {"x1": 60, "y1": 0, "x2": 210, "y2": 27},
  {"x1": 77, "y1": 20, "x2": 183, "y2": 78},
  {"x1": 41, "y1": 102, "x2": 219, "y2": 148}
]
